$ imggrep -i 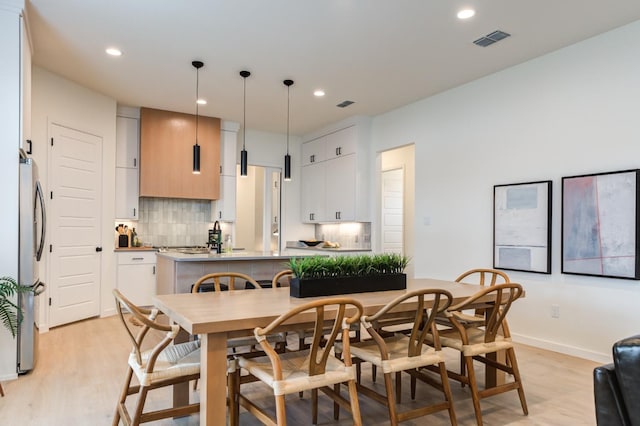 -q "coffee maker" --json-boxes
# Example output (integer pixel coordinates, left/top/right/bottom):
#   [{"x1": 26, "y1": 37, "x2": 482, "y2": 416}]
[{"x1": 208, "y1": 221, "x2": 223, "y2": 253}]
